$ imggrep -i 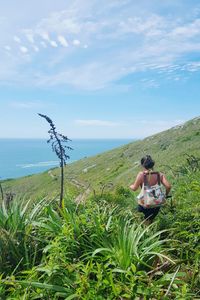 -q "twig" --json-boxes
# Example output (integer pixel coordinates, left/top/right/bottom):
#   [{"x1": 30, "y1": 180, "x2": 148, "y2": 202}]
[
  {"x1": 0, "y1": 178, "x2": 4, "y2": 201},
  {"x1": 165, "y1": 265, "x2": 180, "y2": 297},
  {"x1": 147, "y1": 261, "x2": 170, "y2": 275}
]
